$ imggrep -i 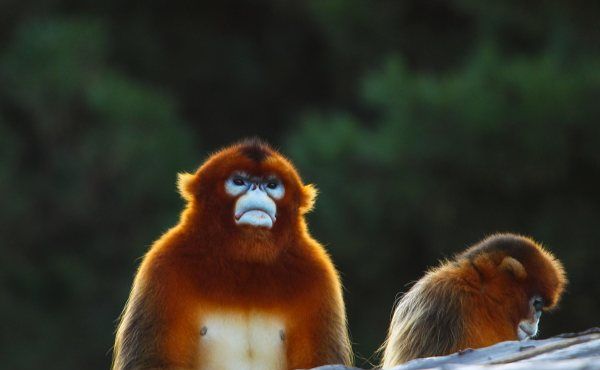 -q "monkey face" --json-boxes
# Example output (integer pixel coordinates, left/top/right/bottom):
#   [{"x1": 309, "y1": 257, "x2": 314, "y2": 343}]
[
  {"x1": 178, "y1": 138, "x2": 316, "y2": 241},
  {"x1": 225, "y1": 171, "x2": 285, "y2": 229},
  {"x1": 517, "y1": 295, "x2": 543, "y2": 340},
  {"x1": 176, "y1": 139, "x2": 317, "y2": 262}
]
